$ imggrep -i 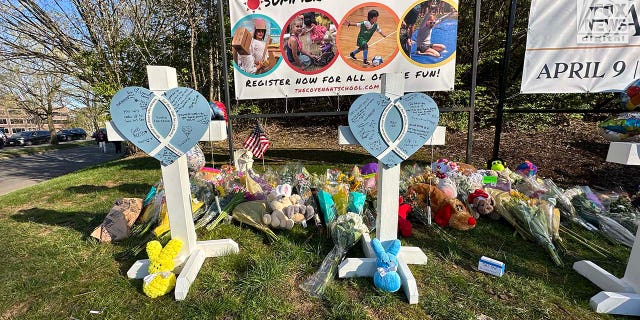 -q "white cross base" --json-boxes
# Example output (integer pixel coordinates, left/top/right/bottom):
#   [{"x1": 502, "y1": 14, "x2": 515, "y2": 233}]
[
  {"x1": 574, "y1": 227, "x2": 640, "y2": 315},
  {"x1": 572, "y1": 142, "x2": 640, "y2": 315},
  {"x1": 109, "y1": 65, "x2": 238, "y2": 301},
  {"x1": 336, "y1": 73, "x2": 445, "y2": 304}
]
